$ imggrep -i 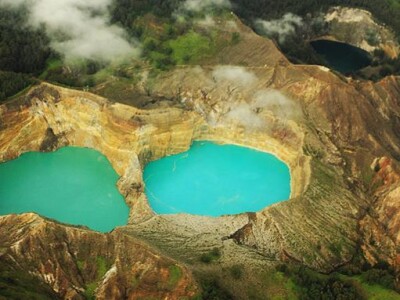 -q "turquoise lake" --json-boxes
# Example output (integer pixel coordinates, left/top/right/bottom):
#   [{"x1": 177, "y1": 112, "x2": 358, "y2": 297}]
[
  {"x1": 0, "y1": 147, "x2": 129, "y2": 232},
  {"x1": 144, "y1": 141, "x2": 291, "y2": 216}
]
